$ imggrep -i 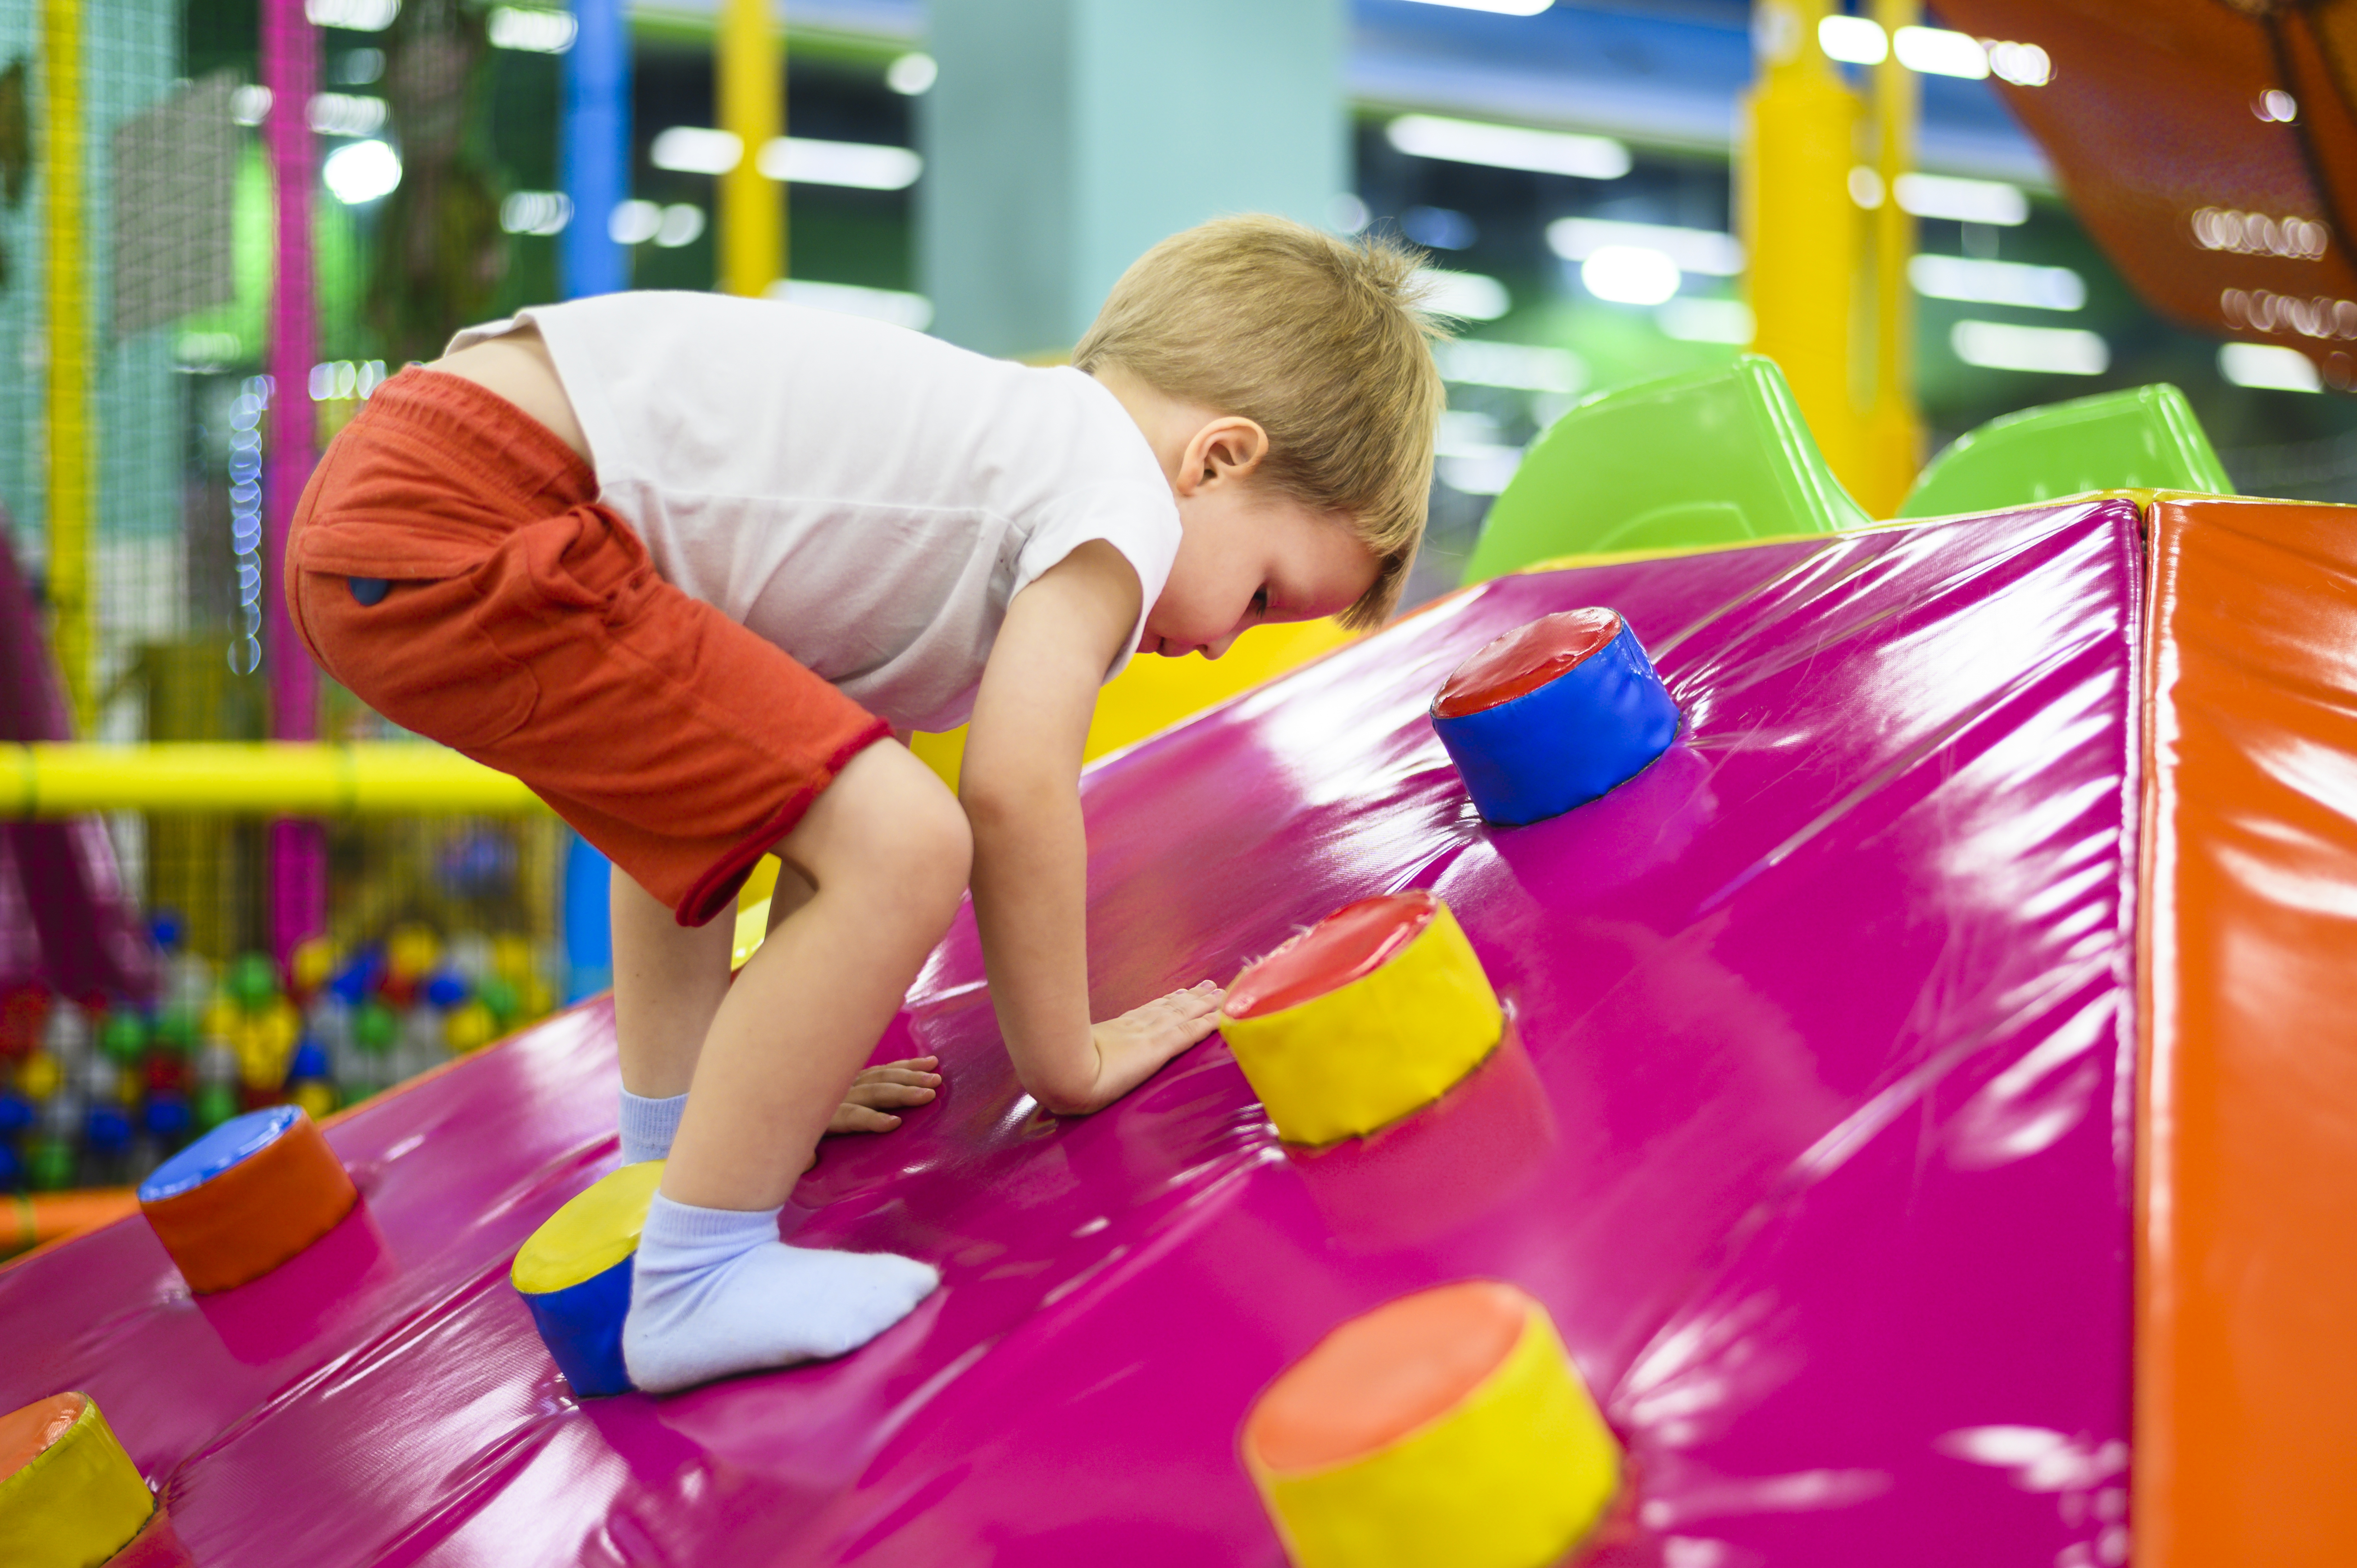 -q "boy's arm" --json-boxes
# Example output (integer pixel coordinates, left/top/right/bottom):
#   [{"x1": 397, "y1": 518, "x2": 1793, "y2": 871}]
[{"x1": 962, "y1": 541, "x2": 1226, "y2": 1114}]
